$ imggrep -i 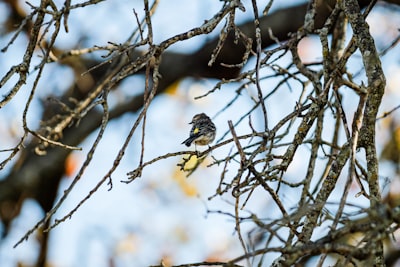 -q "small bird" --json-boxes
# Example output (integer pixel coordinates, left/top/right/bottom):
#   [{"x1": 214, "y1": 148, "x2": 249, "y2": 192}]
[{"x1": 182, "y1": 113, "x2": 216, "y2": 147}]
